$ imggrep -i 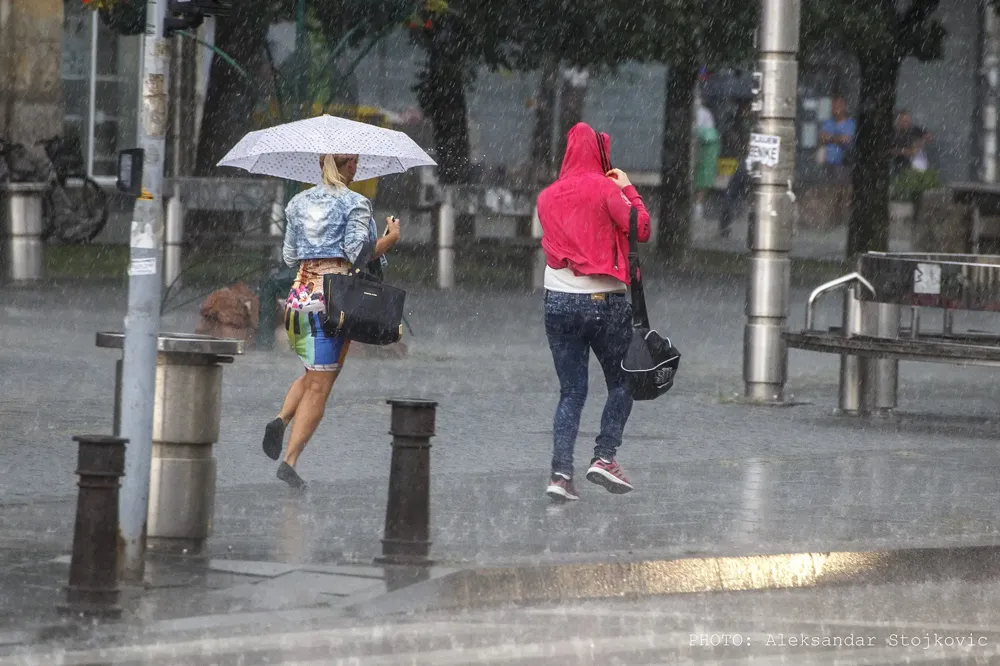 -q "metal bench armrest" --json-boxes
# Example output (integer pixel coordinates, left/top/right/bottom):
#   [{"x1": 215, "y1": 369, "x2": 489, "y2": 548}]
[{"x1": 805, "y1": 272, "x2": 876, "y2": 331}]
